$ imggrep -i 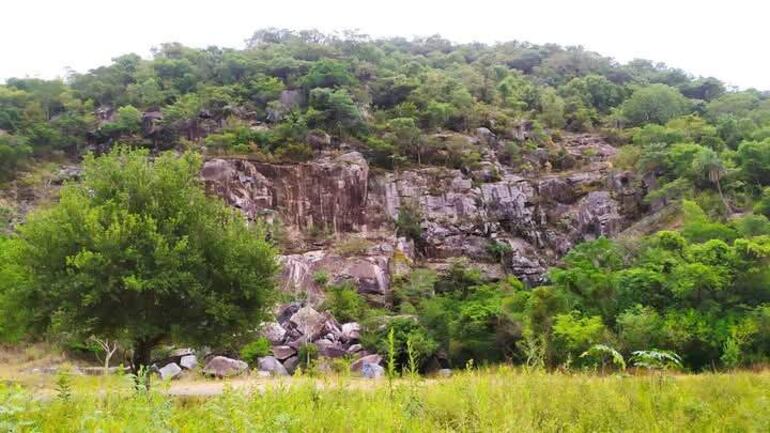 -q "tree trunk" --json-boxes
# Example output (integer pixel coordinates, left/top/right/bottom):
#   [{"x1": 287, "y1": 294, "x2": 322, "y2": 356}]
[
  {"x1": 715, "y1": 179, "x2": 731, "y2": 214},
  {"x1": 131, "y1": 340, "x2": 153, "y2": 374},
  {"x1": 131, "y1": 339, "x2": 154, "y2": 390}
]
